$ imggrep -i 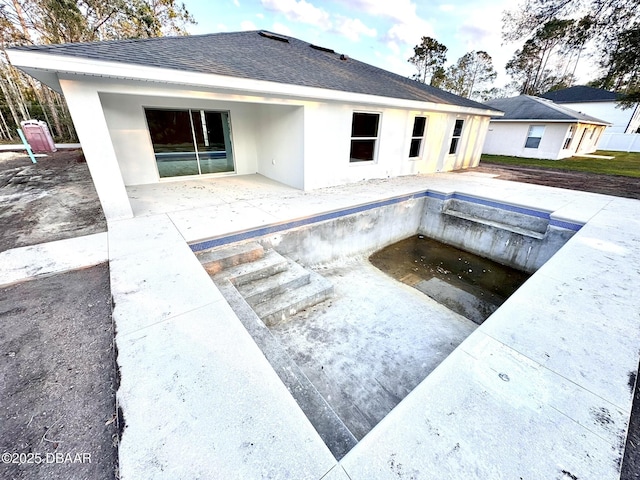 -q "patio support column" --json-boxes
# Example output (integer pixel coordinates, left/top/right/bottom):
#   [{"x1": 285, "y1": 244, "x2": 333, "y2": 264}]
[{"x1": 59, "y1": 78, "x2": 133, "y2": 220}]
